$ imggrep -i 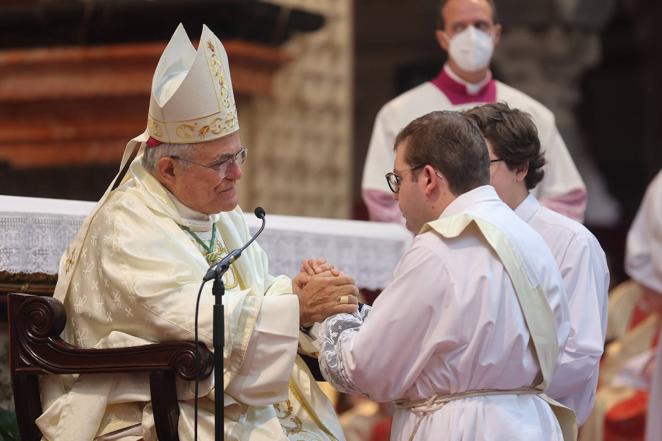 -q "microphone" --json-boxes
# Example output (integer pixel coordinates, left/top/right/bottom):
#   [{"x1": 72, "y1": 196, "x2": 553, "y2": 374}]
[{"x1": 203, "y1": 207, "x2": 267, "y2": 282}]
